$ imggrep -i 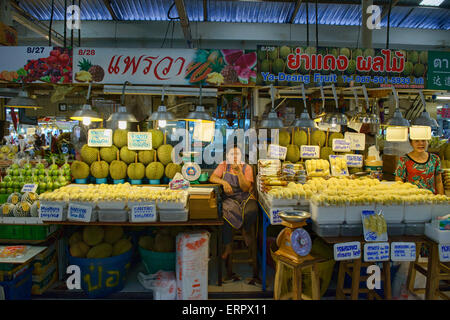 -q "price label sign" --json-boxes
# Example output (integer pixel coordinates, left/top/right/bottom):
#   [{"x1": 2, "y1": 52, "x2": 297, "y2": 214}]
[
  {"x1": 268, "y1": 144, "x2": 287, "y2": 160},
  {"x1": 131, "y1": 204, "x2": 156, "y2": 222},
  {"x1": 344, "y1": 132, "x2": 366, "y2": 151},
  {"x1": 300, "y1": 145, "x2": 320, "y2": 159},
  {"x1": 26, "y1": 128, "x2": 36, "y2": 135},
  {"x1": 332, "y1": 139, "x2": 351, "y2": 152},
  {"x1": 391, "y1": 242, "x2": 416, "y2": 262},
  {"x1": 317, "y1": 123, "x2": 341, "y2": 132},
  {"x1": 88, "y1": 129, "x2": 113, "y2": 147},
  {"x1": 334, "y1": 242, "x2": 361, "y2": 261},
  {"x1": 128, "y1": 132, "x2": 152, "y2": 150},
  {"x1": 21, "y1": 184, "x2": 38, "y2": 193},
  {"x1": 439, "y1": 244, "x2": 450, "y2": 262},
  {"x1": 345, "y1": 154, "x2": 364, "y2": 168},
  {"x1": 68, "y1": 203, "x2": 92, "y2": 222},
  {"x1": 364, "y1": 243, "x2": 390, "y2": 262},
  {"x1": 39, "y1": 204, "x2": 64, "y2": 221}
]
